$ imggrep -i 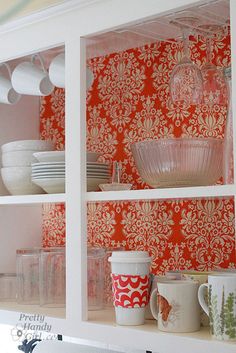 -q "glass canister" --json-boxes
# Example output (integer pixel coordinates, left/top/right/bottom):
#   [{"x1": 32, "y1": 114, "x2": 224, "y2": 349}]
[
  {"x1": 104, "y1": 247, "x2": 124, "y2": 307},
  {"x1": 0, "y1": 273, "x2": 17, "y2": 301},
  {"x1": 39, "y1": 247, "x2": 65, "y2": 307},
  {"x1": 87, "y1": 247, "x2": 105, "y2": 310},
  {"x1": 16, "y1": 248, "x2": 40, "y2": 304}
]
